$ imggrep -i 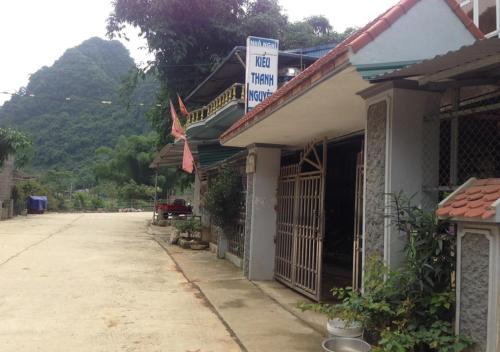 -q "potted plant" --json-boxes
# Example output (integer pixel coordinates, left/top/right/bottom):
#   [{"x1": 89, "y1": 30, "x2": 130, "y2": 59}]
[
  {"x1": 173, "y1": 217, "x2": 202, "y2": 238},
  {"x1": 297, "y1": 290, "x2": 363, "y2": 338},
  {"x1": 173, "y1": 218, "x2": 204, "y2": 248}
]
